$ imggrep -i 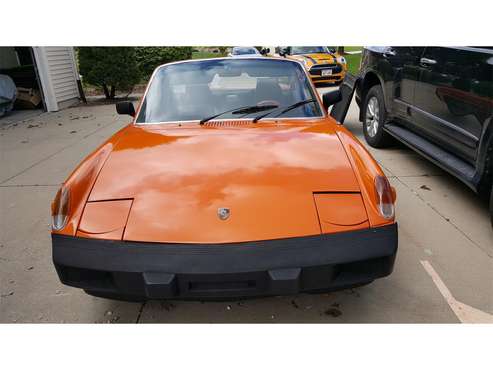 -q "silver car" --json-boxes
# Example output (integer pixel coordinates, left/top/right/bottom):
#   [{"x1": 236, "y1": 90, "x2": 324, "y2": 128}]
[{"x1": 228, "y1": 46, "x2": 262, "y2": 58}]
